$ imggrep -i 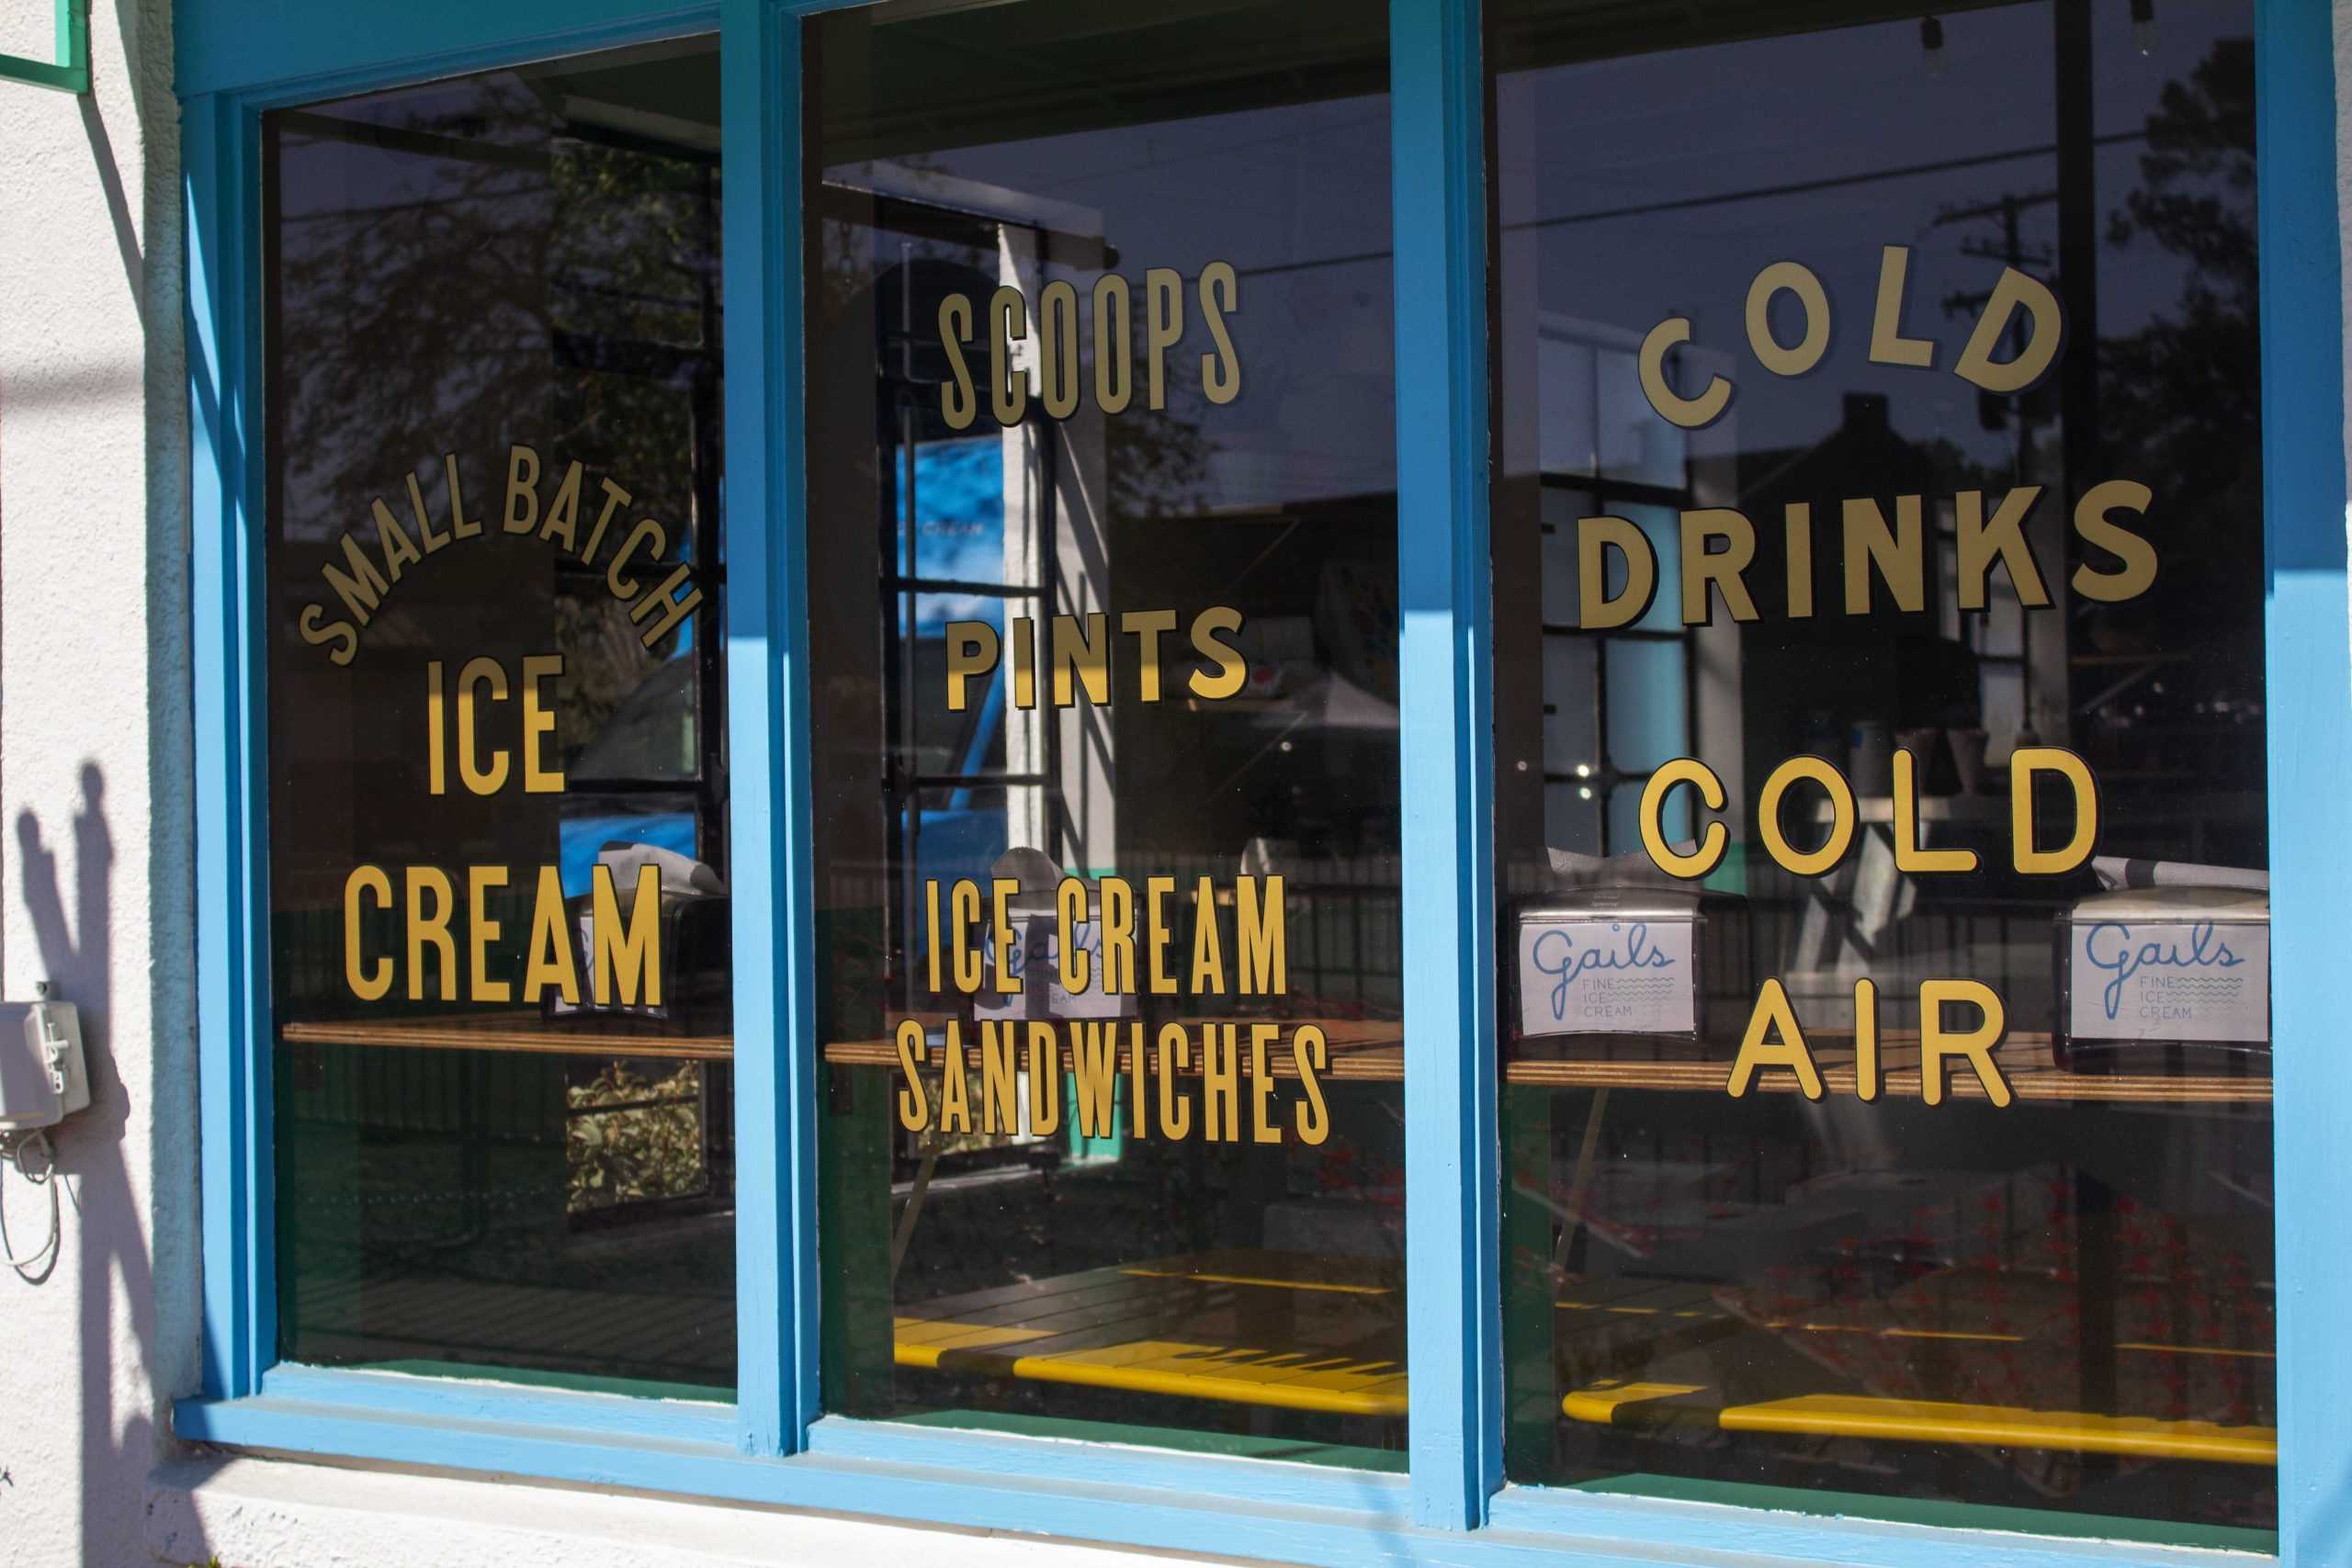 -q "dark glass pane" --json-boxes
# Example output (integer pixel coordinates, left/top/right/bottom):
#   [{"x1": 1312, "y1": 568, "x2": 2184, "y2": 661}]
[
  {"x1": 265, "y1": 38, "x2": 733, "y2": 1393},
  {"x1": 808, "y1": 0, "x2": 1404, "y2": 1463},
  {"x1": 1493, "y1": 1, "x2": 2273, "y2": 1543}
]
